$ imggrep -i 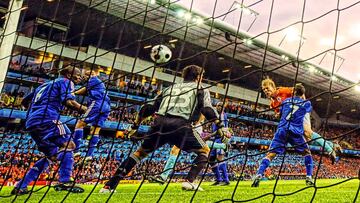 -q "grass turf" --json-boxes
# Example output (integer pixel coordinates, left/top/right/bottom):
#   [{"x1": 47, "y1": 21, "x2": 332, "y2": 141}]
[{"x1": 0, "y1": 179, "x2": 358, "y2": 203}]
